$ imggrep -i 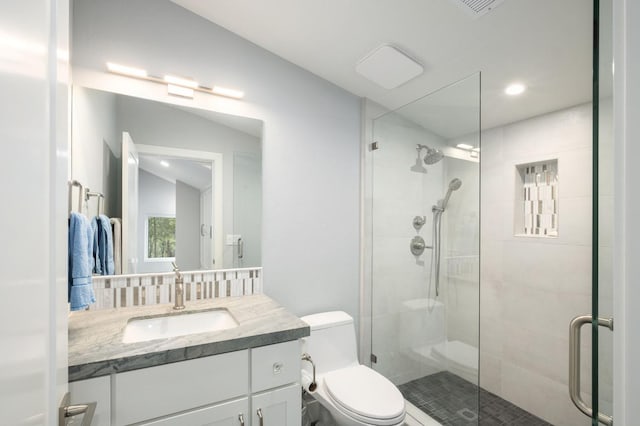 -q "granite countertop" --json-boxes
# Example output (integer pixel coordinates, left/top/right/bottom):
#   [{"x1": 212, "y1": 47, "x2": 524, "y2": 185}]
[{"x1": 68, "y1": 294, "x2": 310, "y2": 382}]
